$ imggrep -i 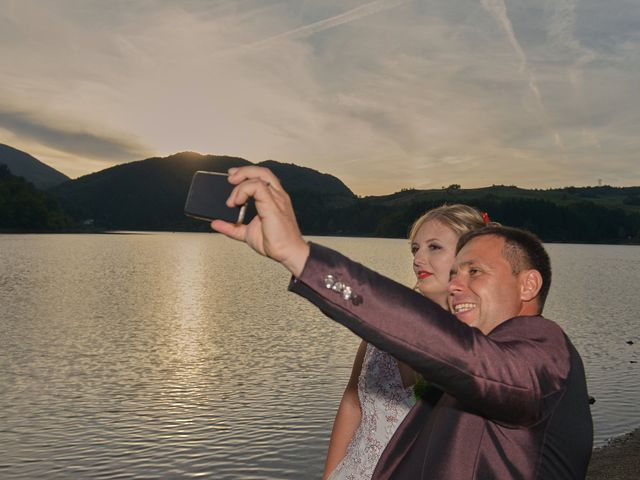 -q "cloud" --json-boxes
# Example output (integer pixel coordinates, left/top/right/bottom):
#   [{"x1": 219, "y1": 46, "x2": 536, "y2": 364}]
[
  {"x1": 0, "y1": 108, "x2": 151, "y2": 161},
  {"x1": 0, "y1": 0, "x2": 638, "y2": 190}
]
